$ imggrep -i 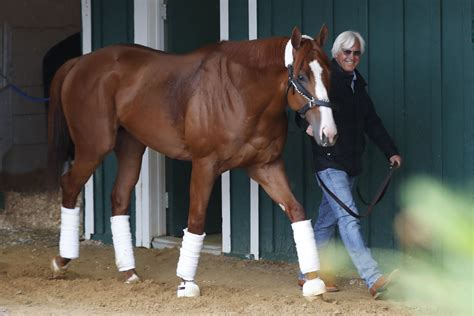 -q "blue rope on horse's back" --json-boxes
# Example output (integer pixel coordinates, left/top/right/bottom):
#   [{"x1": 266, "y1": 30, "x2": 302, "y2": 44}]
[{"x1": 0, "y1": 72, "x2": 50, "y2": 103}]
